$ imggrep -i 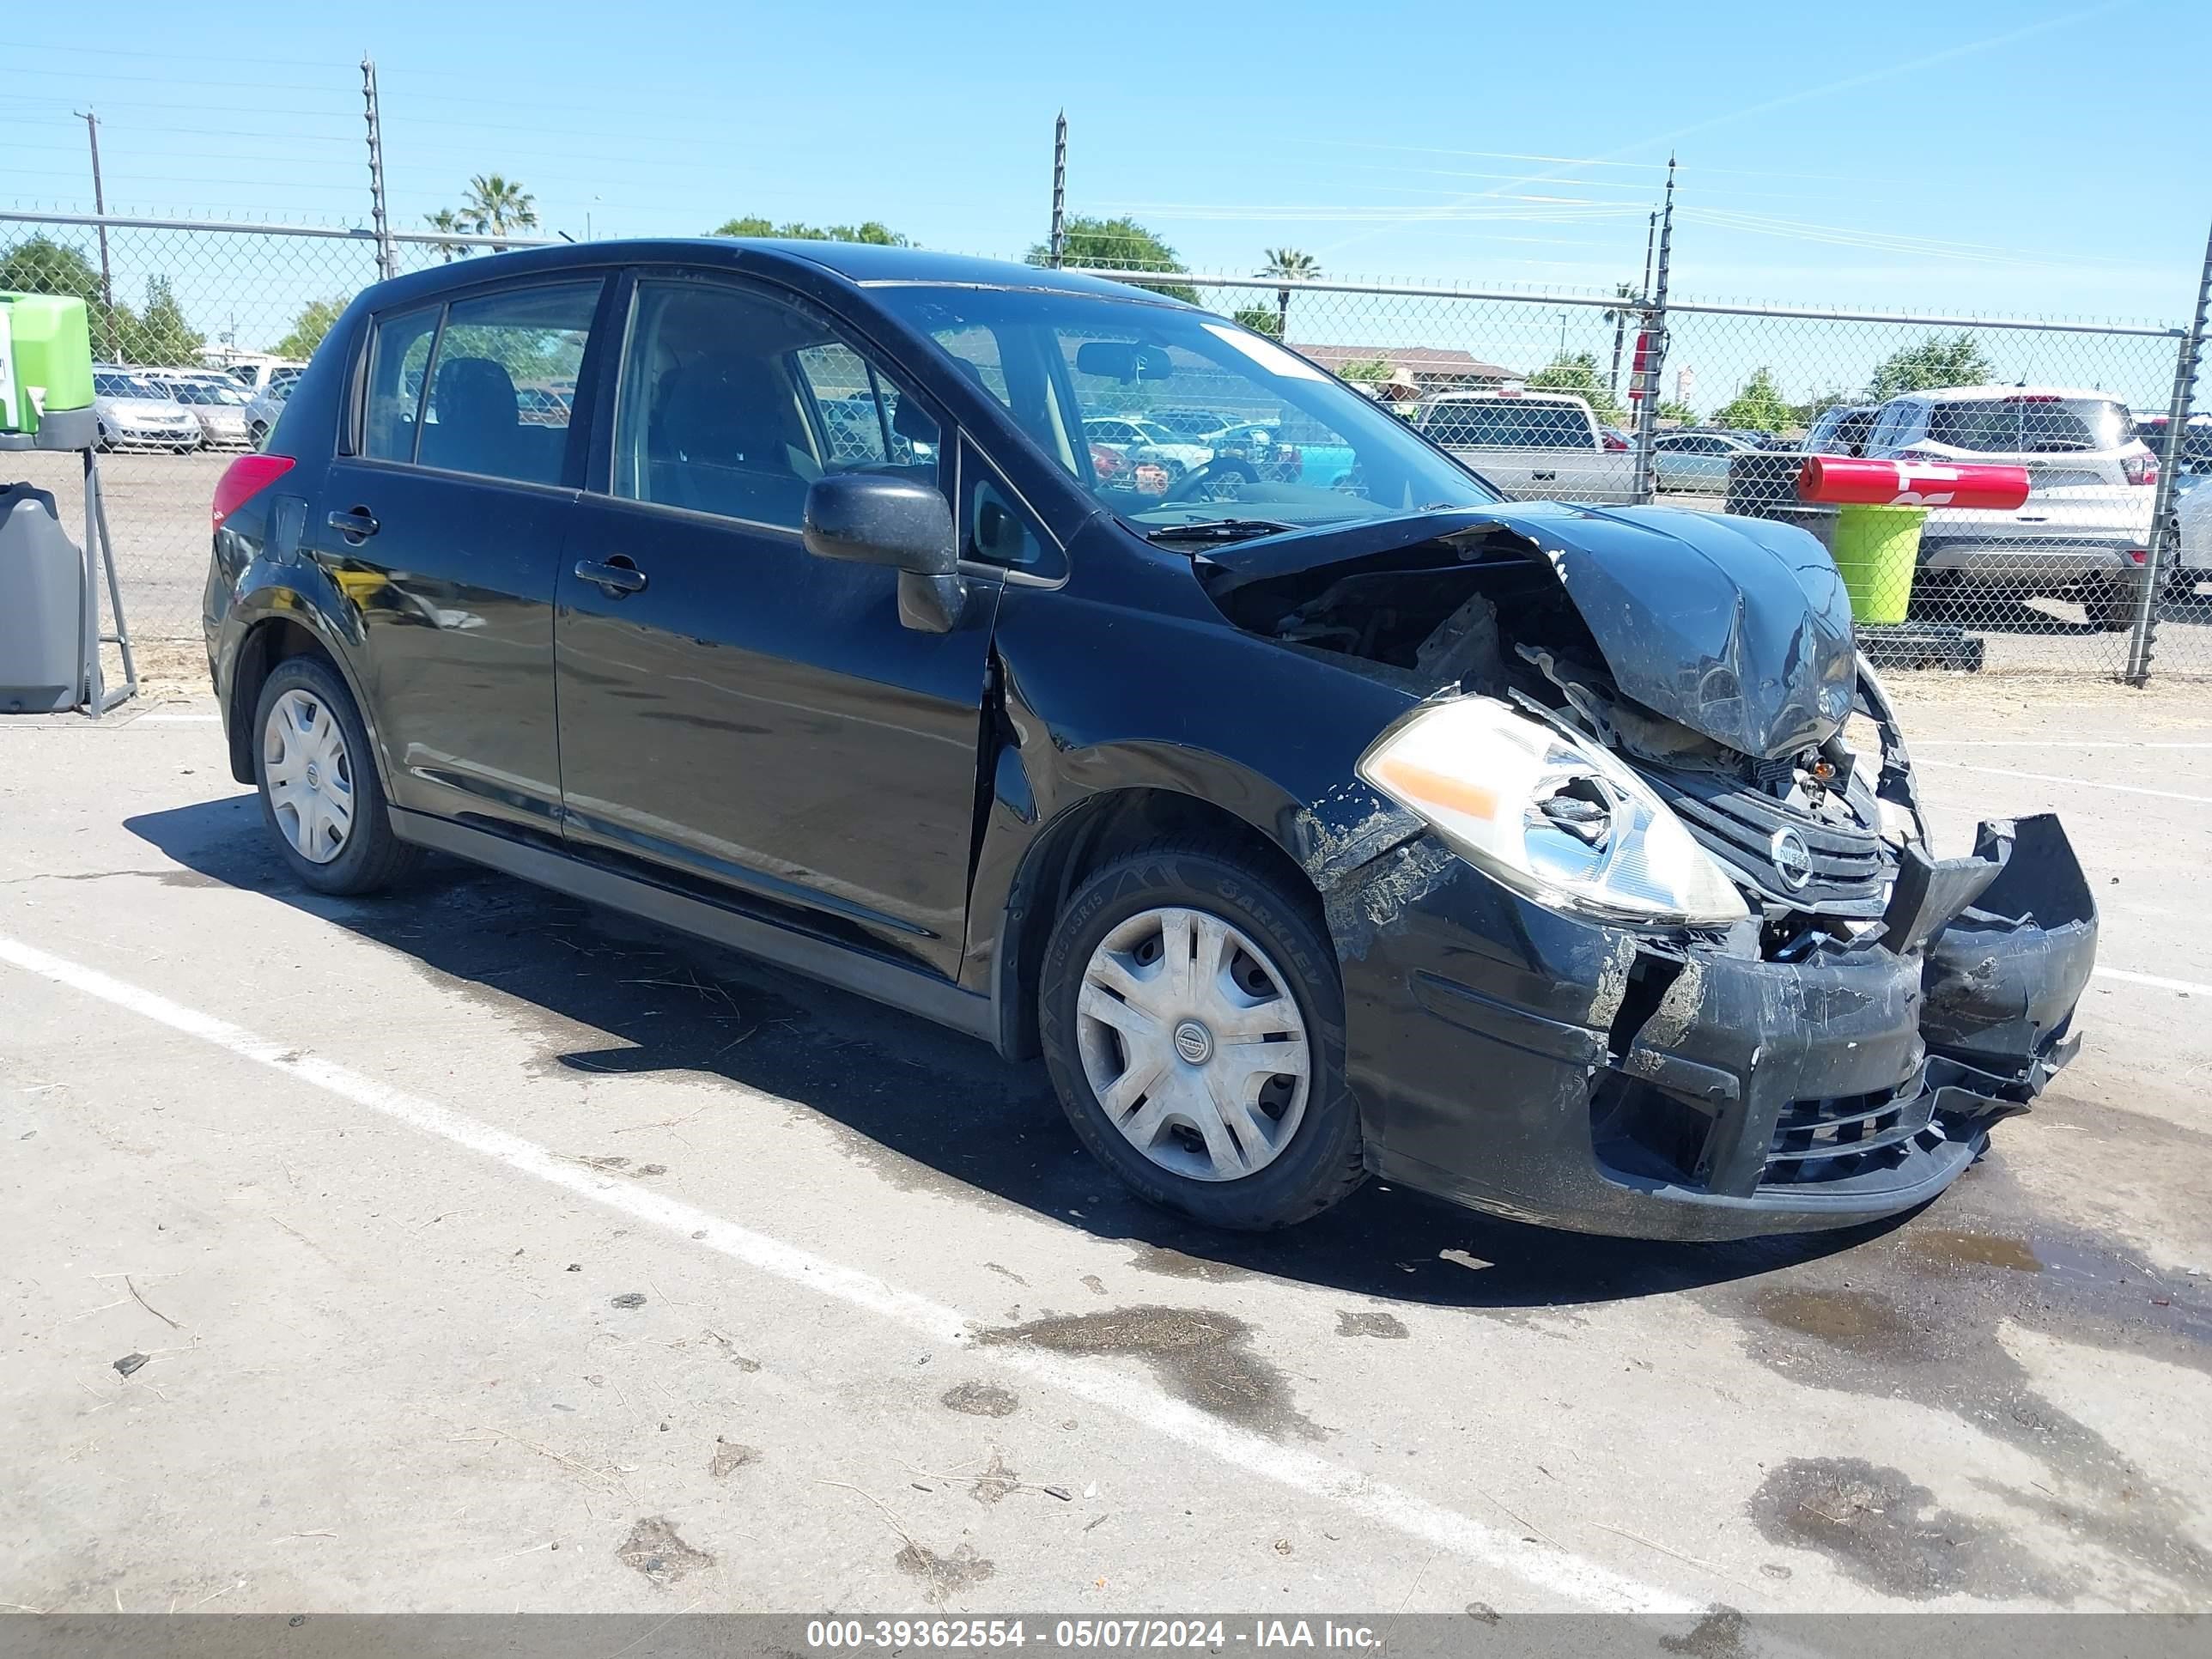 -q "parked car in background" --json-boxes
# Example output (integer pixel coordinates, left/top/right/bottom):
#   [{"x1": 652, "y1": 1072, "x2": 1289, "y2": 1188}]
[
  {"x1": 244, "y1": 376, "x2": 296, "y2": 447},
  {"x1": 1804, "y1": 404, "x2": 1876, "y2": 457},
  {"x1": 1413, "y1": 389, "x2": 1636, "y2": 502},
  {"x1": 2167, "y1": 465, "x2": 2212, "y2": 602},
  {"x1": 1146, "y1": 406, "x2": 1243, "y2": 441},
  {"x1": 1201, "y1": 417, "x2": 1360, "y2": 490},
  {"x1": 1863, "y1": 385, "x2": 2157, "y2": 628},
  {"x1": 1081, "y1": 414, "x2": 1214, "y2": 480},
  {"x1": 148, "y1": 373, "x2": 252, "y2": 448},
  {"x1": 228, "y1": 361, "x2": 307, "y2": 395},
  {"x1": 1650, "y1": 428, "x2": 1762, "y2": 493},
  {"x1": 514, "y1": 386, "x2": 573, "y2": 428},
  {"x1": 92, "y1": 369, "x2": 203, "y2": 453},
  {"x1": 204, "y1": 238, "x2": 2094, "y2": 1241}
]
